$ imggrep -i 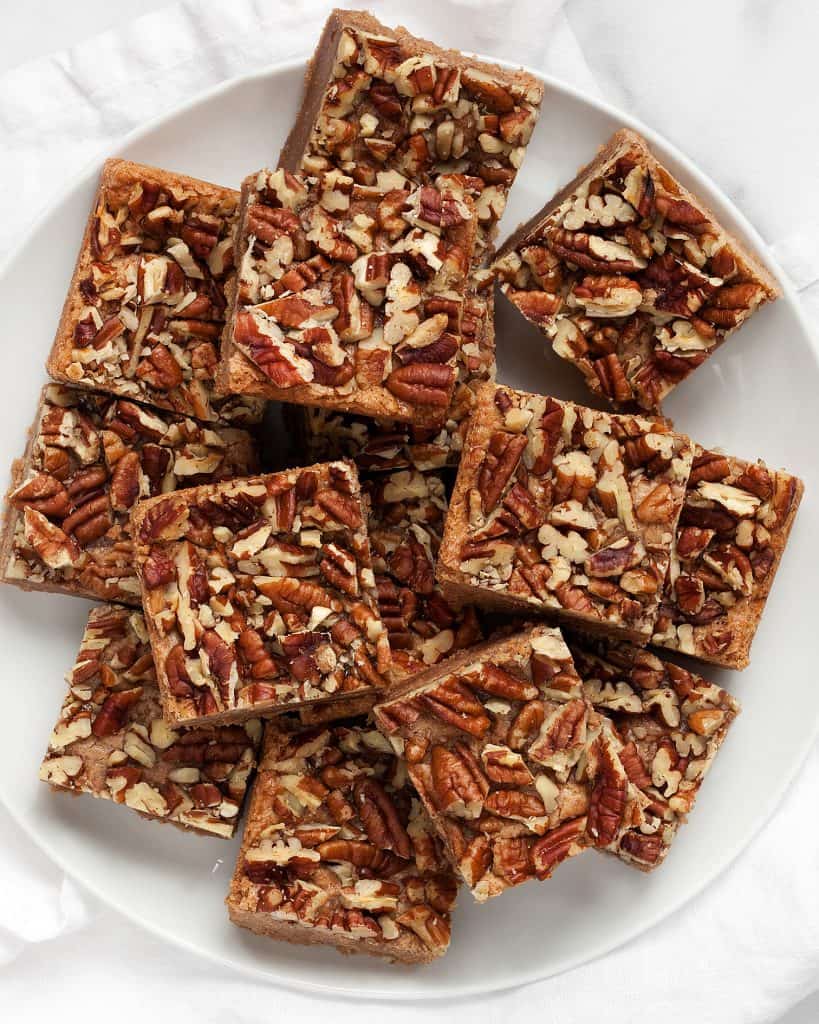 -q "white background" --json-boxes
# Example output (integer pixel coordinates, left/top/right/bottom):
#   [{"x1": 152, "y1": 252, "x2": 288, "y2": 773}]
[{"x1": 1, "y1": 2, "x2": 818, "y2": 1022}]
